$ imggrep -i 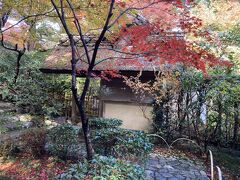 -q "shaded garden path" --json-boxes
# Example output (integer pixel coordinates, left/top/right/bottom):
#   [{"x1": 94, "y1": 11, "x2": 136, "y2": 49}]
[
  {"x1": 145, "y1": 153, "x2": 209, "y2": 180},
  {"x1": 0, "y1": 129, "x2": 27, "y2": 142}
]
